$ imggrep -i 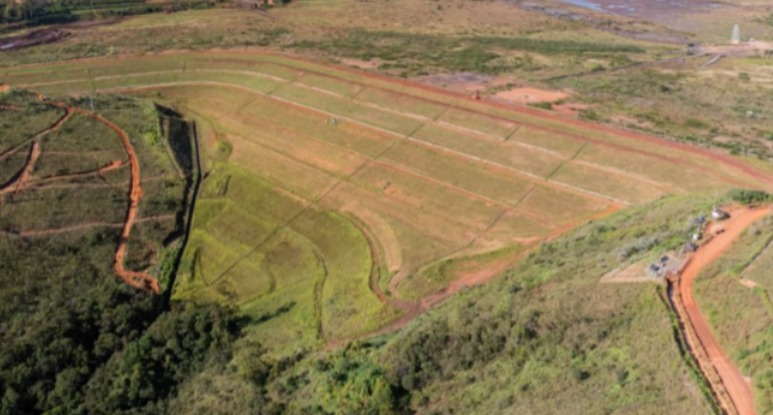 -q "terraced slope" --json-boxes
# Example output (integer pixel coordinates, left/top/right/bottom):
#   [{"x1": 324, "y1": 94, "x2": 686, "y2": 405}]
[{"x1": 4, "y1": 51, "x2": 771, "y2": 351}]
